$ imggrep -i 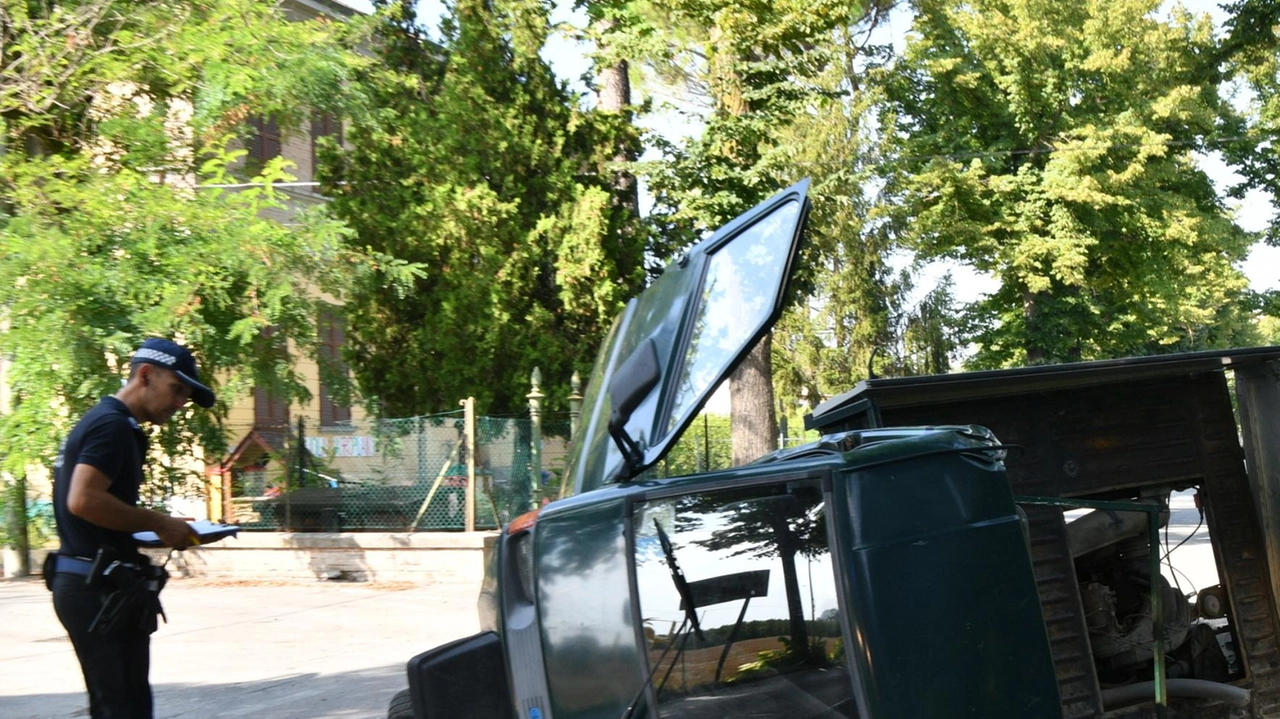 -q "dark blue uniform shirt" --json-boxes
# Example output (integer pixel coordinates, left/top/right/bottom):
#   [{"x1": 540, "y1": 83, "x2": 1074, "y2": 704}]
[{"x1": 53, "y1": 396, "x2": 149, "y2": 560}]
